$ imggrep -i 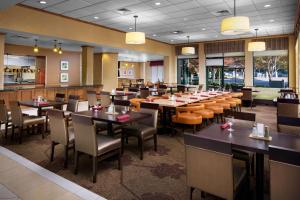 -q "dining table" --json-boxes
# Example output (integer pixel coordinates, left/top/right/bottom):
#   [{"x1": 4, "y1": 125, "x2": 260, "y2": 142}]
[
  {"x1": 19, "y1": 100, "x2": 66, "y2": 116},
  {"x1": 98, "y1": 91, "x2": 137, "y2": 102},
  {"x1": 184, "y1": 118, "x2": 300, "y2": 200},
  {"x1": 74, "y1": 105, "x2": 151, "y2": 136}
]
